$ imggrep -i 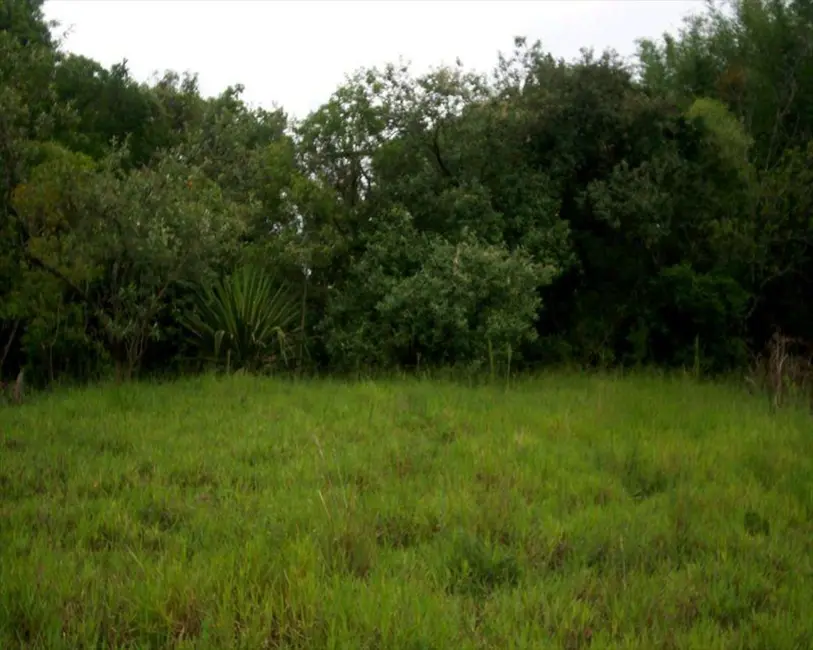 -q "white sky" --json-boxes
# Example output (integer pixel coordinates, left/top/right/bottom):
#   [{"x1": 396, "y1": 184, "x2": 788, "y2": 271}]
[{"x1": 43, "y1": 0, "x2": 705, "y2": 119}]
